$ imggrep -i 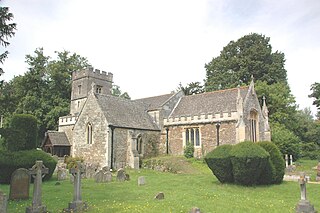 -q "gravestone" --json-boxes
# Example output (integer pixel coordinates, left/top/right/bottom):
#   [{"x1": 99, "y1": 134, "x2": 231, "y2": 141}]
[
  {"x1": 189, "y1": 207, "x2": 201, "y2": 213},
  {"x1": 64, "y1": 161, "x2": 87, "y2": 212},
  {"x1": 0, "y1": 191, "x2": 7, "y2": 213},
  {"x1": 154, "y1": 192, "x2": 164, "y2": 200},
  {"x1": 9, "y1": 168, "x2": 30, "y2": 200},
  {"x1": 94, "y1": 167, "x2": 112, "y2": 183},
  {"x1": 84, "y1": 163, "x2": 99, "y2": 179},
  {"x1": 295, "y1": 172, "x2": 316, "y2": 213},
  {"x1": 285, "y1": 154, "x2": 289, "y2": 167},
  {"x1": 26, "y1": 160, "x2": 49, "y2": 213},
  {"x1": 117, "y1": 168, "x2": 128, "y2": 182},
  {"x1": 138, "y1": 176, "x2": 145, "y2": 186},
  {"x1": 316, "y1": 163, "x2": 320, "y2": 182},
  {"x1": 57, "y1": 168, "x2": 68, "y2": 181}
]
